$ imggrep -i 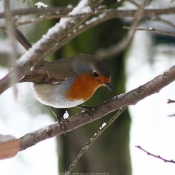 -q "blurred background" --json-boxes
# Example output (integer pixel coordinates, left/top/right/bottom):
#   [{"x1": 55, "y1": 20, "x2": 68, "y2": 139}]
[{"x1": 1, "y1": 0, "x2": 175, "y2": 174}]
